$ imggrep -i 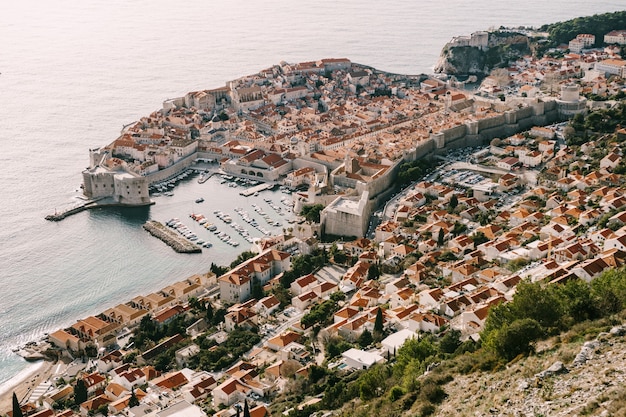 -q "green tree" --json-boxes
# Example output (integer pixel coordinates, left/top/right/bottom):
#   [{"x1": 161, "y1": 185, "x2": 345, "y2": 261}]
[
  {"x1": 97, "y1": 403, "x2": 109, "y2": 416},
  {"x1": 230, "y1": 251, "x2": 257, "y2": 269},
  {"x1": 358, "y1": 364, "x2": 390, "y2": 400},
  {"x1": 367, "y1": 263, "x2": 380, "y2": 280},
  {"x1": 485, "y1": 318, "x2": 543, "y2": 360},
  {"x1": 438, "y1": 329, "x2": 462, "y2": 354},
  {"x1": 129, "y1": 387, "x2": 140, "y2": 408},
  {"x1": 374, "y1": 308, "x2": 384, "y2": 335},
  {"x1": 210, "y1": 262, "x2": 229, "y2": 276},
  {"x1": 448, "y1": 194, "x2": 458, "y2": 212},
  {"x1": 470, "y1": 231, "x2": 489, "y2": 245},
  {"x1": 74, "y1": 378, "x2": 88, "y2": 406},
  {"x1": 358, "y1": 328, "x2": 374, "y2": 348},
  {"x1": 300, "y1": 204, "x2": 325, "y2": 223},
  {"x1": 243, "y1": 399, "x2": 251, "y2": 417},
  {"x1": 395, "y1": 336, "x2": 437, "y2": 374},
  {"x1": 13, "y1": 392, "x2": 23, "y2": 417},
  {"x1": 437, "y1": 228, "x2": 445, "y2": 246},
  {"x1": 451, "y1": 221, "x2": 467, "y2": 237}
]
